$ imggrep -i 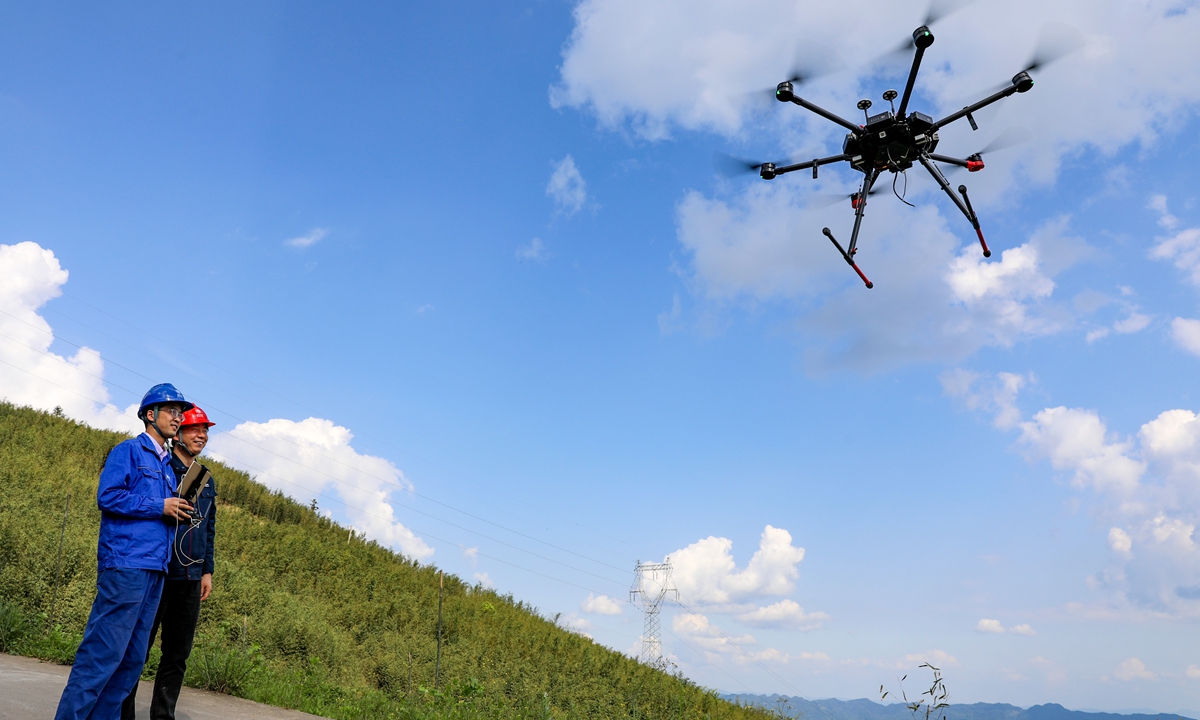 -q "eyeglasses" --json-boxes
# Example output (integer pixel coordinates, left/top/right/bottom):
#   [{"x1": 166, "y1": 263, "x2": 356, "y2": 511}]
[{"x1": 155, "y1": 406, "x2": 185, "y2": 418}]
